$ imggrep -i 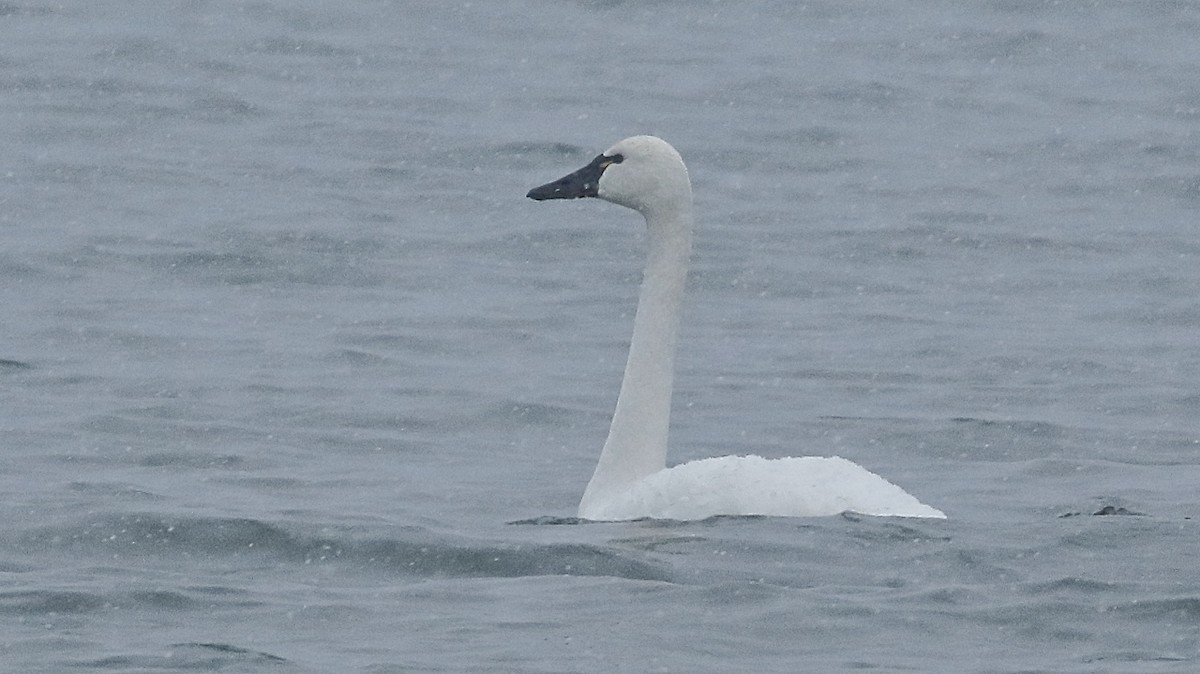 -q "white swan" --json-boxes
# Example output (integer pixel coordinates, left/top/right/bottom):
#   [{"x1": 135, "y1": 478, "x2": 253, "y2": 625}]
[{"x1": 528, "y1": 136, "x2": 945, "y2": 521}]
